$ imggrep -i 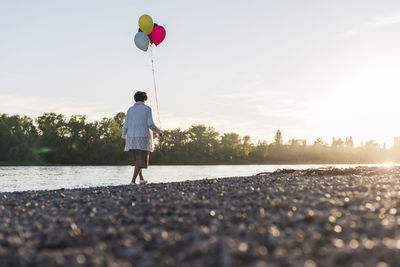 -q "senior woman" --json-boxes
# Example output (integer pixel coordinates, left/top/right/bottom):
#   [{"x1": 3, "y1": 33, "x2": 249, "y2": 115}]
[{"x1": 122, "y1": 91, "x2": 162, "y2": 184}]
